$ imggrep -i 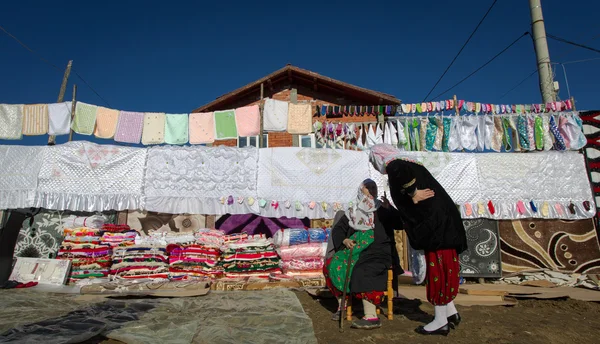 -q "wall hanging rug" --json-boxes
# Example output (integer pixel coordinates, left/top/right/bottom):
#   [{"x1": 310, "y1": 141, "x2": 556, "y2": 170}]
[
  {"x1": 579, "y1": 110, "x2": 600, "y2": 215},
  {"x1": 0, "y1": 145, "x2": 45, "y2": 209},
  {"x1": 257, "y1": 147, "x2": 370, "y2": 219},
  {"x1": 215, "y1": 214, "x2": 310, "y2": 237},
  {"x1": 371, "y1": 150, "x2": 595, "y2": 220},
  {"x1": 125, "y1": 210, "x2": 206, "y2": 236},
  {"x1": 0, "y1": 104, "x2": 24, "y2": 140},
  {"x1": 499, "y1": 219, "x2": 600, "y2": 274},
  {"x1": 47, "y1": 102, "x2": 72, "y2": 136},
  {"x1": 459, "y1": 218, "x2": 501, "y2": 278},
  {"x1": 34, "y1": 141, "x2": 146, "y2": 211},
  {"x1": 22, "y1": 104, "x2": 48, "y2": 136},
  {"x1": 144, "y1": 145, "x2": 259, "y2": 215}
]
